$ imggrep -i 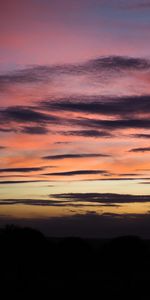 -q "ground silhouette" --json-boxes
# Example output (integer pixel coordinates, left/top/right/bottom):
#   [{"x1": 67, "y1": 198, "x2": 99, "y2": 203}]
[{"x1": 0, "y1": 225, "x2": 150, "y2": 297}]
